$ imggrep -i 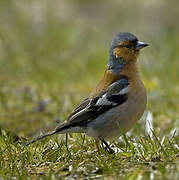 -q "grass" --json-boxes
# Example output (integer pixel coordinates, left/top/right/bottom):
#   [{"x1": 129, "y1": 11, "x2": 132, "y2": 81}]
[
  {"x1": 0, "y1": 129, "x2": 178, "y2": 179},
  {"x1": 0, "y1": 0, "x2": 179, "y2": 179}
]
